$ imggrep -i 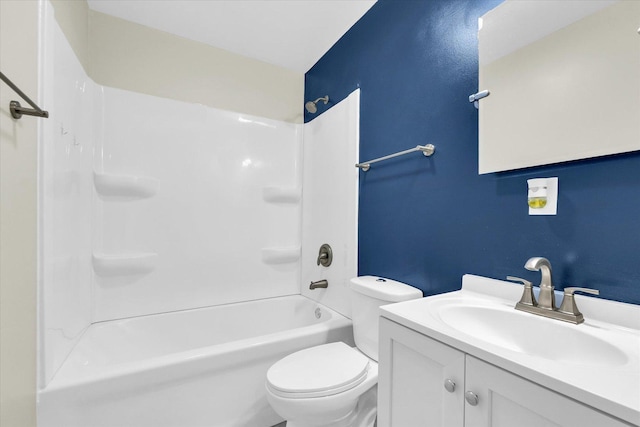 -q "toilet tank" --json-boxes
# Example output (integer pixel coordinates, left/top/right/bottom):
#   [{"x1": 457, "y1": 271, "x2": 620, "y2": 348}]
[{"x1": 350, "y1": 276, "x2": 422, "y2": 361}]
